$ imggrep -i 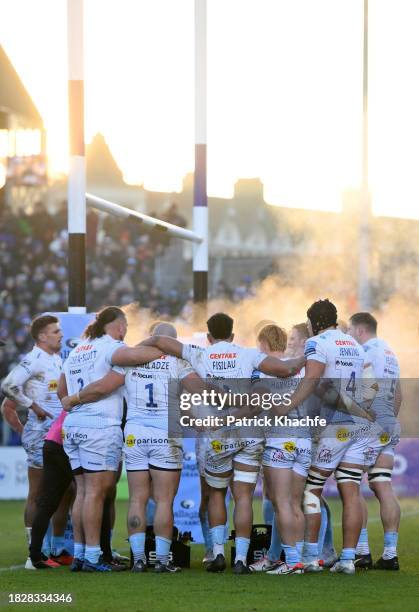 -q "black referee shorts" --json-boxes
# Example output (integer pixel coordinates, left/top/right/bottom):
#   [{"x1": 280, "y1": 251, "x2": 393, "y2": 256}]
[{"x1": 29, "y1": 440, "x2": 73, "y2": 562}]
